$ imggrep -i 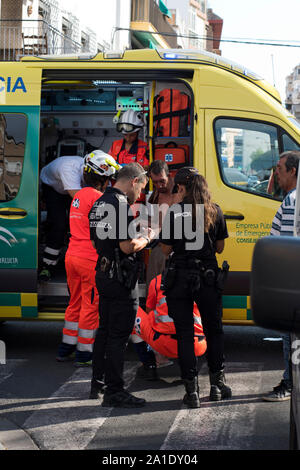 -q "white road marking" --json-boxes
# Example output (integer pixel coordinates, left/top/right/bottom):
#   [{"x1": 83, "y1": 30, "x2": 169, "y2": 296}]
[
  {"x1": 1, "y1": 361, "x2": 270, "y2": 450},
  {"x1": 0, "y1": 418, "x2": 38, "y2": 450},
  {"x1": 160, "y1": 362, "x2": 264, "y2": 450},
  {"x1": 23, "y1": 361, "x2": 139, "y2": 450}
]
